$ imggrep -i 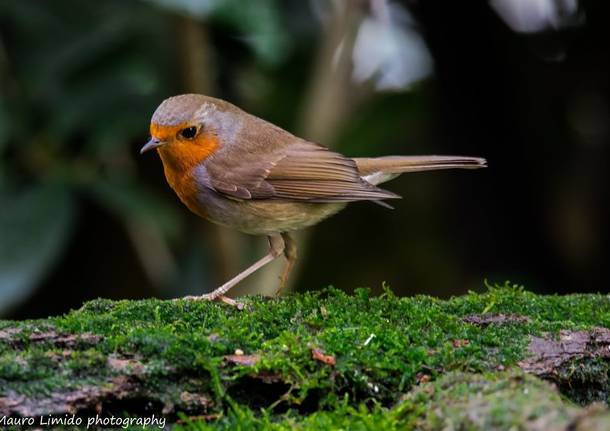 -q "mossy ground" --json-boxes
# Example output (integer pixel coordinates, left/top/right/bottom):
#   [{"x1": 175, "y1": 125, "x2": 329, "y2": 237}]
[{"x1": 1, "y1": 283, "x2": 610, "y2": 429}]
